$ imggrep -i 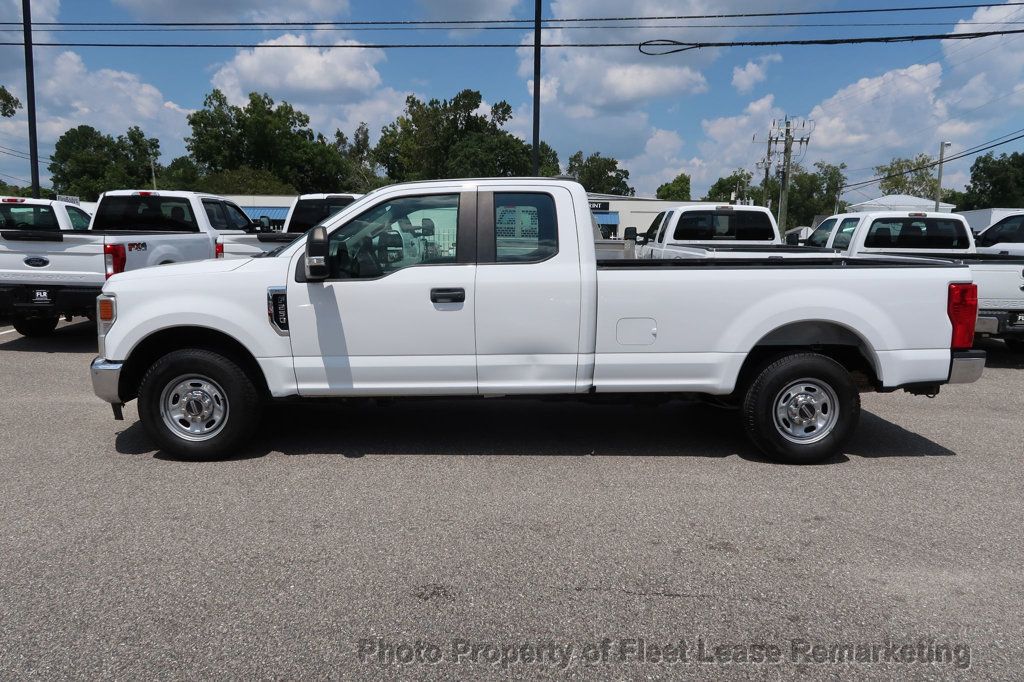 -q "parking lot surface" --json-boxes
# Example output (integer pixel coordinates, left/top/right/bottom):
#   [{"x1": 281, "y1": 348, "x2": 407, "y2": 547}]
[{"x1": 0, "y1": 321, "x2": 1021, "y2": 679}]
